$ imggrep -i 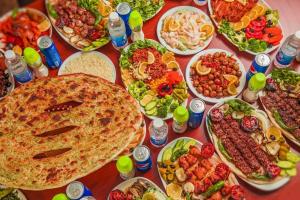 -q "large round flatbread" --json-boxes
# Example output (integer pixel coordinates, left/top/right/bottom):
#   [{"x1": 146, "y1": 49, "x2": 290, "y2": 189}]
[{"x1": 0, "y1": 74, "x2": 143, "y2": 190}]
